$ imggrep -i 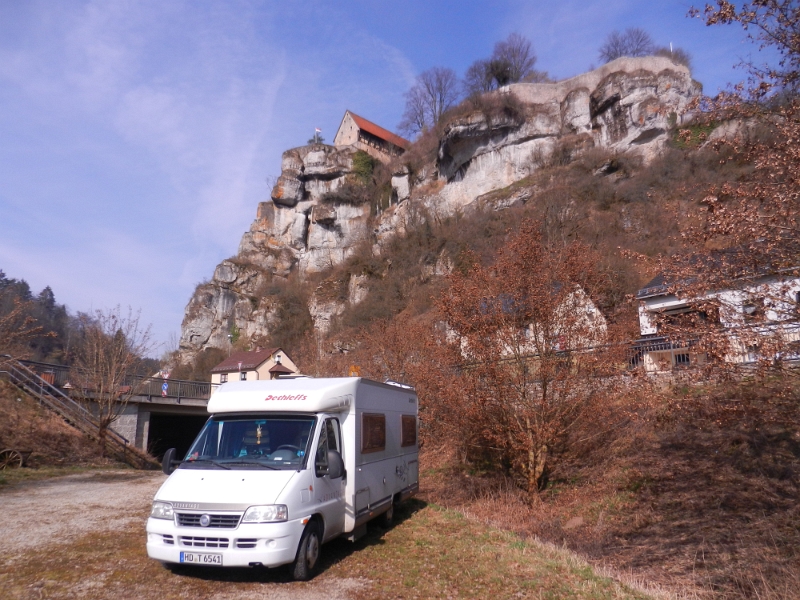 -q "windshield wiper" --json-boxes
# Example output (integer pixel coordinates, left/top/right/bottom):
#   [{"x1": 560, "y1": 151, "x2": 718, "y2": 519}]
[
  {"x1": 224, "y1": 459, "x2": 279, "y2": 469},
  {"x1": 182, "y1": 458, "x2": 231, "y2": 470}
]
